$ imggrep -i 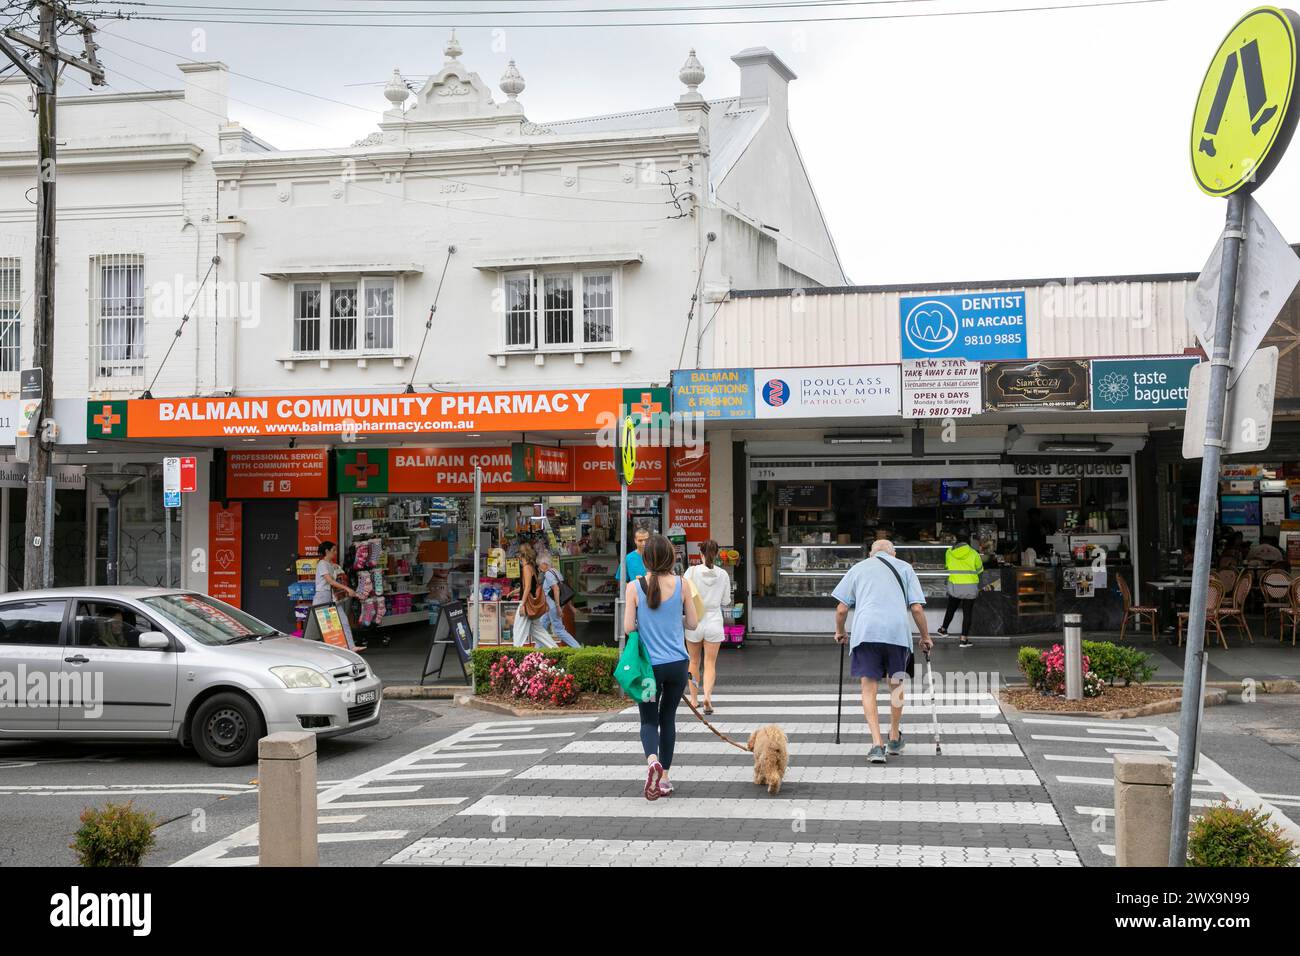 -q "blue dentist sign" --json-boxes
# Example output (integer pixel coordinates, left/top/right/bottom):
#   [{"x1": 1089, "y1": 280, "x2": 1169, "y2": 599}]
[{"x1": 900, "y1": 291, "x2": 1028, "y2": 360}]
